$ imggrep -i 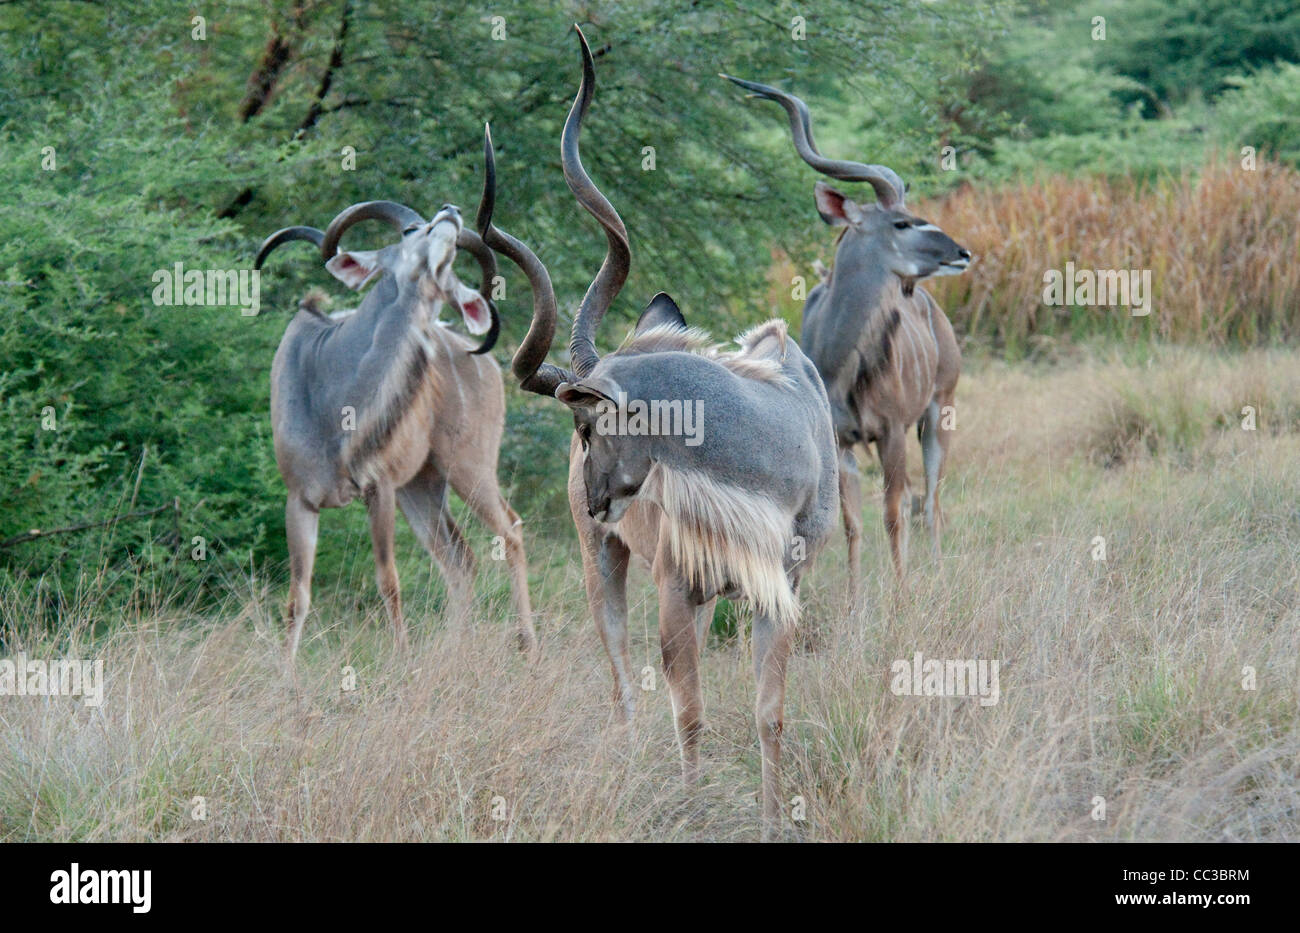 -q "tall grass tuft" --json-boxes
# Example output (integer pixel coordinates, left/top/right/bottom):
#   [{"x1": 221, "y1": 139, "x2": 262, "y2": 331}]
[{"x1": 923, "y1": 159, "x2": 1300, "y2": 349}]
